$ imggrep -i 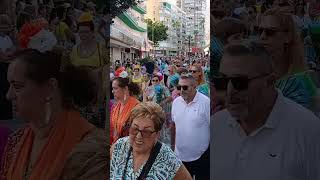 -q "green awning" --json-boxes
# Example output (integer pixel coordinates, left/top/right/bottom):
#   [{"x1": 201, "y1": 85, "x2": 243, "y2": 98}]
[
  {"x1": 132, "y1": 5, "x2": 146, "y2": 14},
  {"x1": 117, "y1": 12, "x2": 147, "y2": 32},
  {"x1": 163, "y1": 2, "x2": 171, "y2": 10}
]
